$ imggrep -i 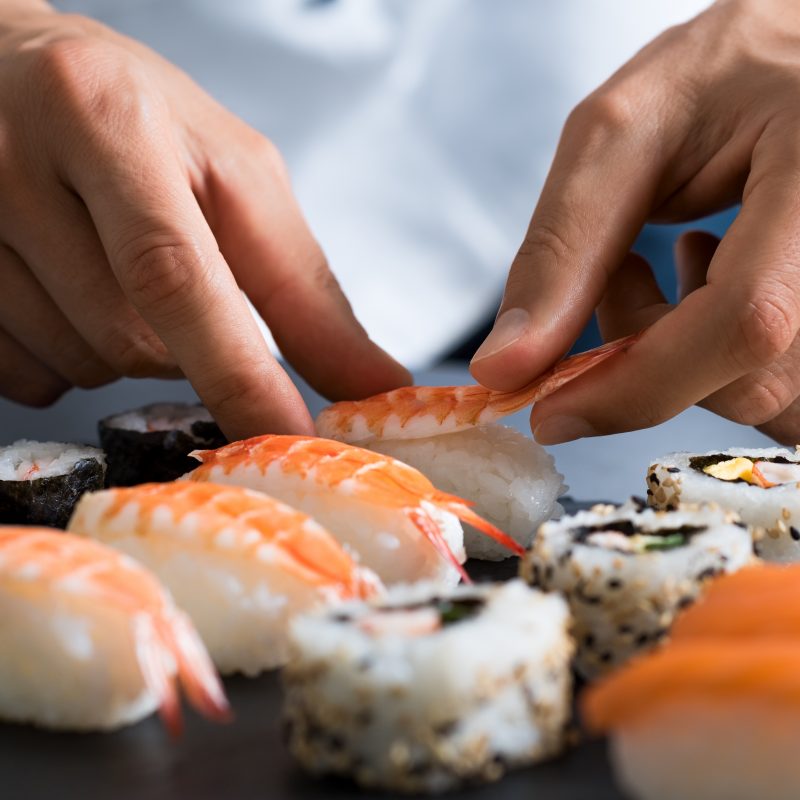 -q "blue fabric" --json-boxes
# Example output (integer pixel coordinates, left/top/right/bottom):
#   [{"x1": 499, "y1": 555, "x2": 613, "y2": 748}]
[{"x1": 570, "y1": 207, "x2": 739, "y2": 353}]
